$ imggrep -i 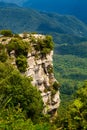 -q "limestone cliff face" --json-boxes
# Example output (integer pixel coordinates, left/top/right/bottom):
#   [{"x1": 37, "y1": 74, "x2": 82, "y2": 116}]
[
  {"x1": 26, "y1": 50, "x2": 60, "y2": 114},
  {"x1": 0, "y1": 33, "x2": 60, "y2": 115},
  {"x1": 24, "y1": 34, "x2": 60, "y2": 114}
]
